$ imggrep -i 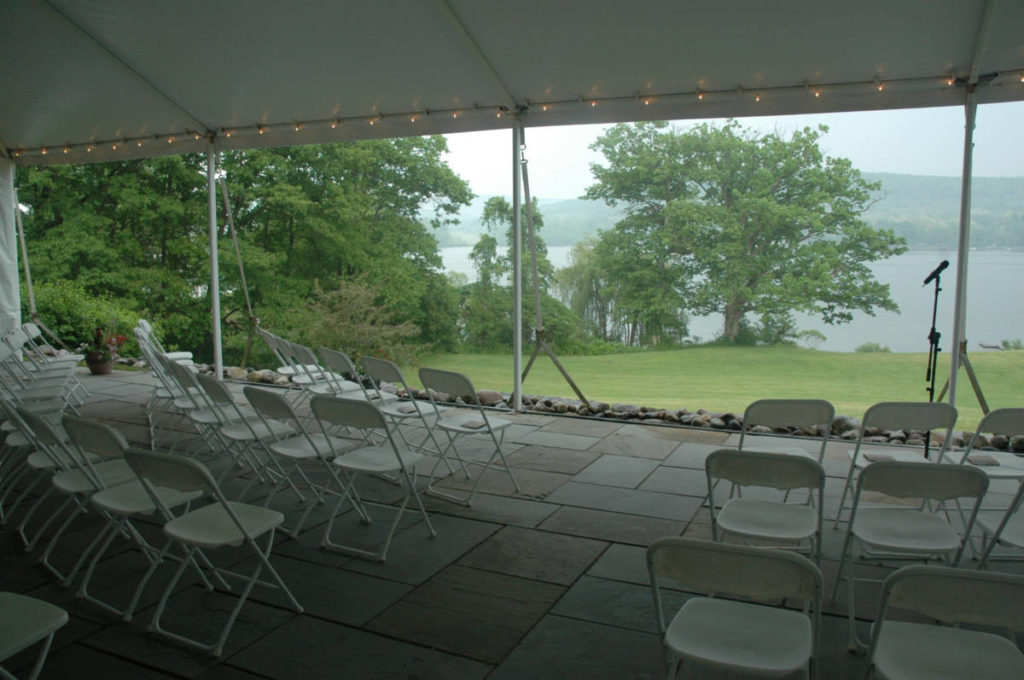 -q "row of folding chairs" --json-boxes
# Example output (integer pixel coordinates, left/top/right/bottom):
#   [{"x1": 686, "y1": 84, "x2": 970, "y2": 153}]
[
  {"x1": 0, "y1": 400, "x2": 302, "y2": 658},
  {"x1": 647, "y1": 537, "x2": 1024, "y2": 679},
  {"x1": 0, "y1": 322, "x2": 86, "y2": 414}
]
